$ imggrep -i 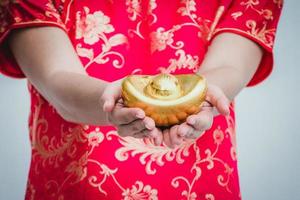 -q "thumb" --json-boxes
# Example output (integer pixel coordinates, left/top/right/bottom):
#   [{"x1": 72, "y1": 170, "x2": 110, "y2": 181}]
[
  {"x1": 101, "y1": 82, "x2": 122, "y2": 112},
  {"x1": 206, "y1": 84, "x2": 230, "y2": 116}
]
